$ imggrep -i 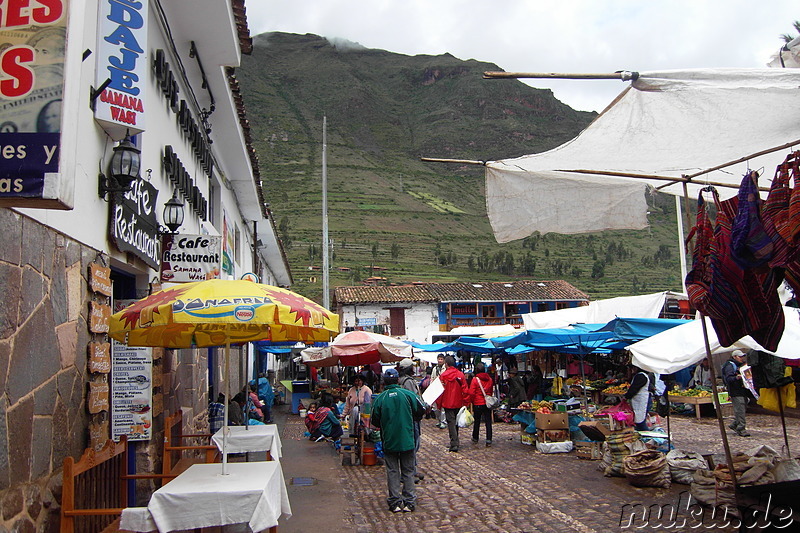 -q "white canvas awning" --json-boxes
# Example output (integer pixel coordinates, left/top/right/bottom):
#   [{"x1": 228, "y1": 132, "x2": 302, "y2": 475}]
[
  {"x1": 485, "y1": 68, "x2": 800, "y2": 242},
  {"x1": 522, "y1": 291, "x2": 675, "y2": 329},
  {"x1": 628, "y1": 307, "x2": 800, "y2": 374}
]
